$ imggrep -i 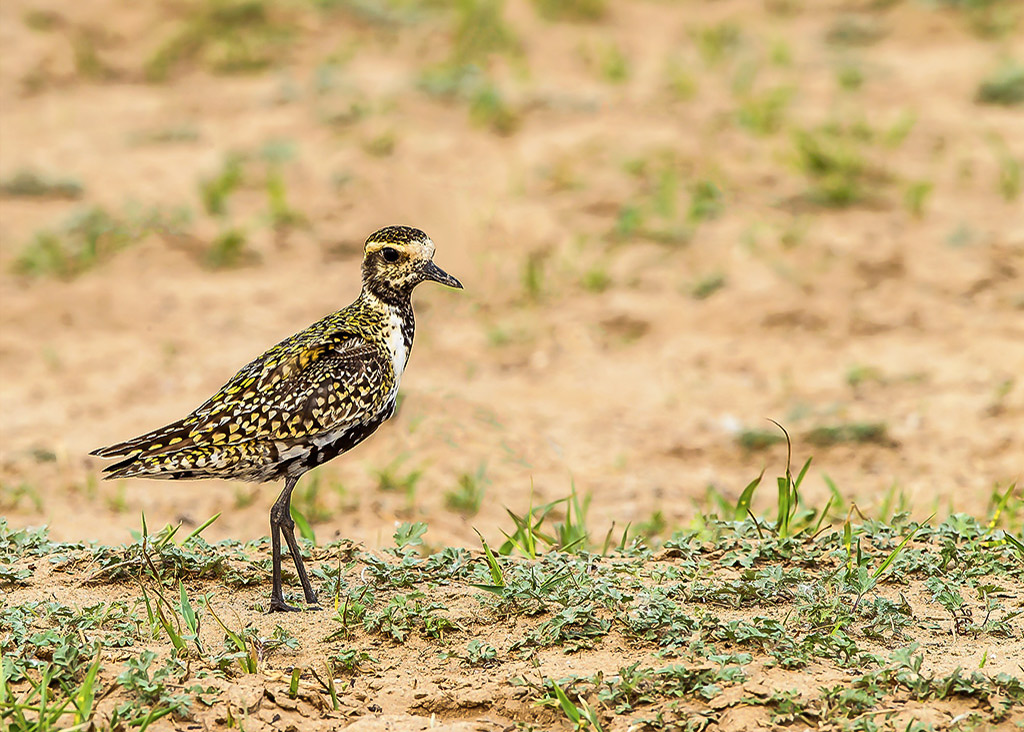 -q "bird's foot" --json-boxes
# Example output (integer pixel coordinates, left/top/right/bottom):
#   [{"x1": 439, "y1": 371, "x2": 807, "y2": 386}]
[{"x1": 268, "y1": 597, "x2": 303, "y2": 613}]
